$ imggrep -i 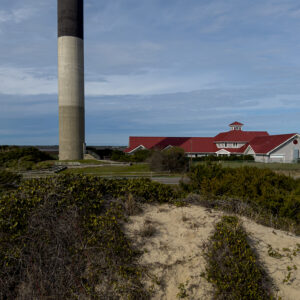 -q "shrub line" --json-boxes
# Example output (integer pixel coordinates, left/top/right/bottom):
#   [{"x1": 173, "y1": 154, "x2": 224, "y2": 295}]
[{"x1": 204, "y1": 215, "x2": 275, "y2": 299}]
